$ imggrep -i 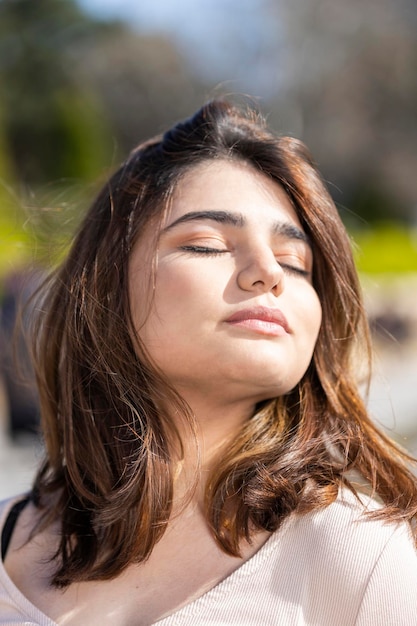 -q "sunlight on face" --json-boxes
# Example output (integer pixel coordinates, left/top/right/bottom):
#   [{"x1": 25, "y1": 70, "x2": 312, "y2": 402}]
[{"x1": 129, "y1": 159, "x2": 322, "y2": 406}]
